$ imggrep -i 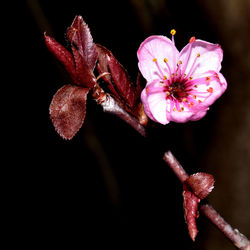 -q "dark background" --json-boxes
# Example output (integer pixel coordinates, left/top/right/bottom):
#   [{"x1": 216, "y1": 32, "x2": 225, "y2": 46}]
[{"x1": 11, "y1": 0, "x2": 250, "y2": 249}]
